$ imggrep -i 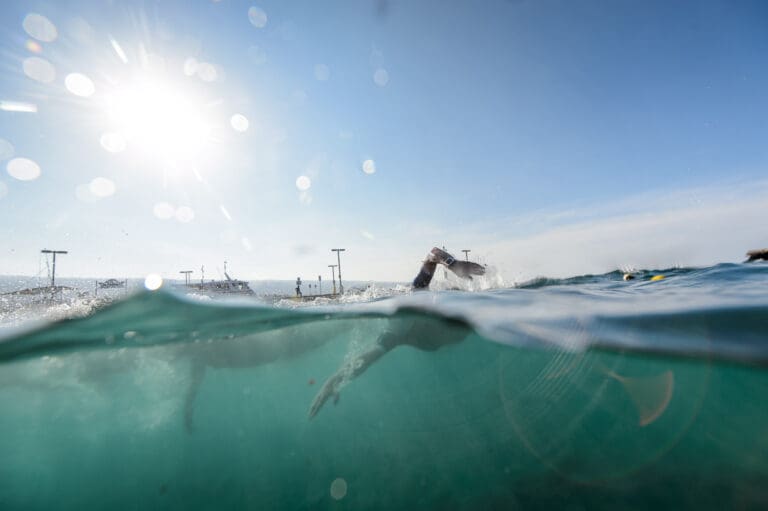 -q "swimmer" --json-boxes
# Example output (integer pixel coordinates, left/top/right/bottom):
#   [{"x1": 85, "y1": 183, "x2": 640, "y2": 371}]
[
  {"x1": 745, "y1": 248, "x2": 768, "y2": 263},
  {"x1": 308, "y1": 247, "x2": 485, "y2": 419},
  {"x1": 182, "y1": 246, "x2": 484, "y2": 430}
]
